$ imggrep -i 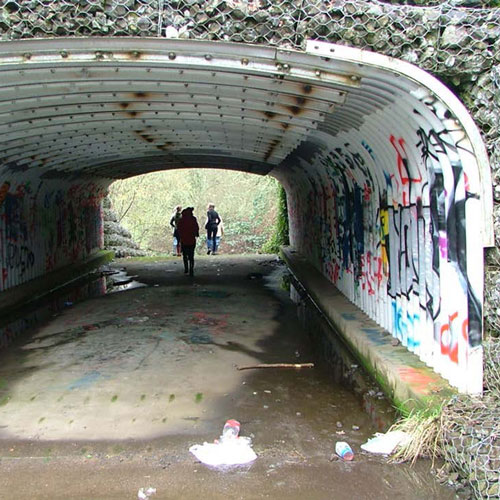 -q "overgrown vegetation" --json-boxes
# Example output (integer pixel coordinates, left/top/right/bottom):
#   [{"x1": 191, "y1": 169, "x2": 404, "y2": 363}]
[
  {"x1": 261, "y1": 185, "x2": 289, "y2": 254},
  {"x1": 389, "y1": 404, "x2": 445, "y2": 466},
  {"x1": 108, "y1": 169, "x2": 284, "y2": 255}
]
